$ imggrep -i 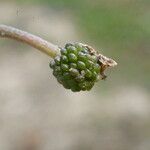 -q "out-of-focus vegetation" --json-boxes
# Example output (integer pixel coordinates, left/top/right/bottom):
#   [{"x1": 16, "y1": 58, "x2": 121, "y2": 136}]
[
  {"x1": 0, "y1": 1, "x2": 150, "y2": 150},
  {"x1": 16, "y1": 0, "x2": 150, "y2": 90}
]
